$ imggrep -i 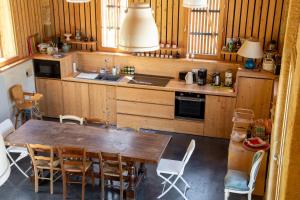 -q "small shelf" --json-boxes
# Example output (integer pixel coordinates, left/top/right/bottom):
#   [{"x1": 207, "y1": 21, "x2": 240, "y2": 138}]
[
  {"x1": 220, "y1": 50, "x2": 238, "y2": 55},
  {"x1": 67, "y1": 40, "x2": 97, "y2": 45},
  {"x1": 159, "y1": 47, "x2": 182, "y2": 52}
]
